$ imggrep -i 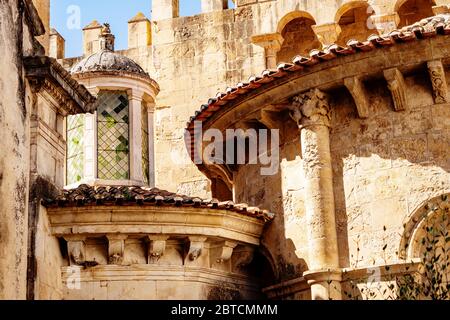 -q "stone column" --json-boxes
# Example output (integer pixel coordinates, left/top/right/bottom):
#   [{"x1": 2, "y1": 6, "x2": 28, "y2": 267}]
[
  {"x1": 312, "y1": 23, "x2": 342, "y2": 48},
  {"x1": 128, "y1": 89, "x2": 144, "y2": 184},
  {"x1": 368, "y1": 13, "x2": 399, "y2": 34},
  {"x1": 251, "y1": 33, "x2": 284, "y2": 69},
  {"x1": 289, "y1": 88, "x2": 341, "y2": 300},
  {"x1": 84, "y1": 113, "x2": 97, "y2": 181},
  {"x1": 147, "y1": 102, "x2": 156, "y2": 187}
]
